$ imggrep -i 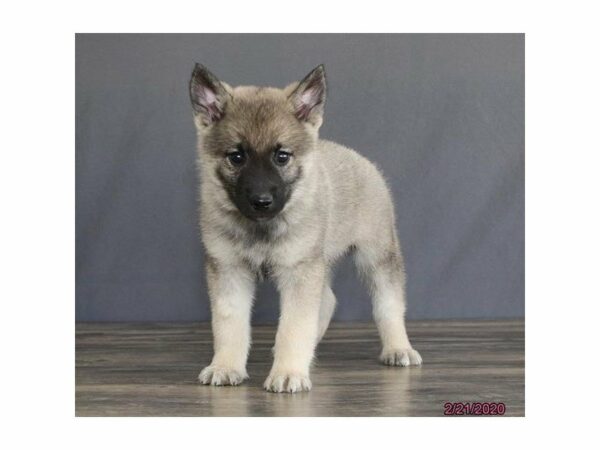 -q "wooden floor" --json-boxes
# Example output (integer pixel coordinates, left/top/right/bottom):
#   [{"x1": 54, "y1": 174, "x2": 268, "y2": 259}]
[{"x1": 76, "y1": 320, "x2": 524, "y2": 416}]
